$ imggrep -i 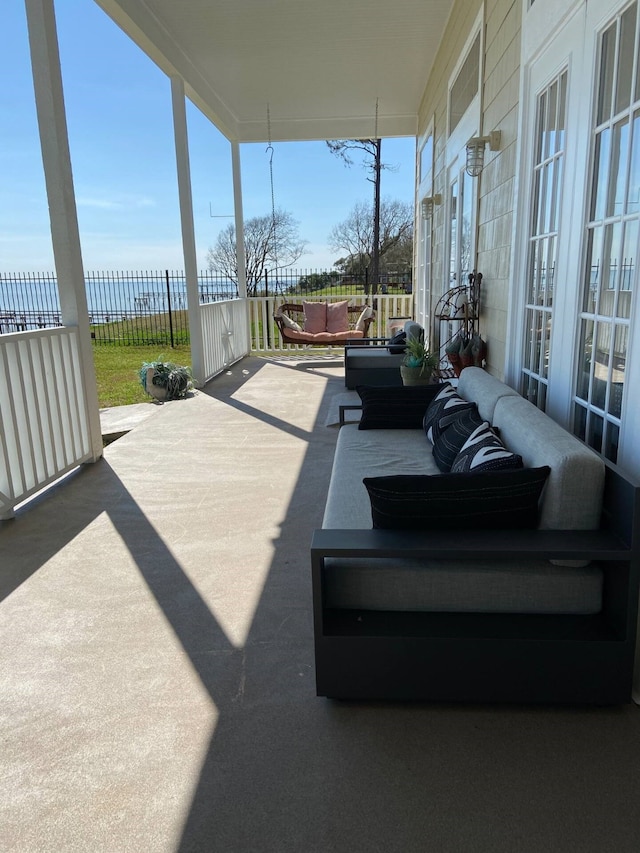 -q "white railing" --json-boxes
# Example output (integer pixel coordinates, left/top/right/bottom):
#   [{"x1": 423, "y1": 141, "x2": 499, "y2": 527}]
[
  {"x1": 0, "y1": 327, "x2": 93, "y2": 518},
  {"x1": 200, "y1": 298, "x2": 251, "y2": 382},
  {"x1": 247, "y1": 294, "x2": 414, "y2": 350}
]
